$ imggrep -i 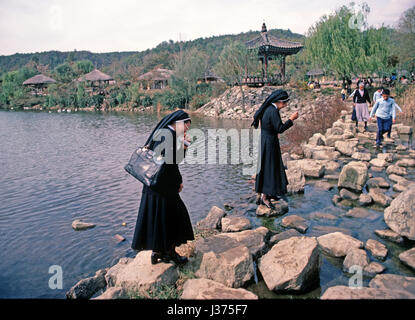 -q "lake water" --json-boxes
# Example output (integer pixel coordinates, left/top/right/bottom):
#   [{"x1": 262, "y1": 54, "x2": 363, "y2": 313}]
[{"x1": 0, "y1": 109, "x2": 414, "y2": 299}]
